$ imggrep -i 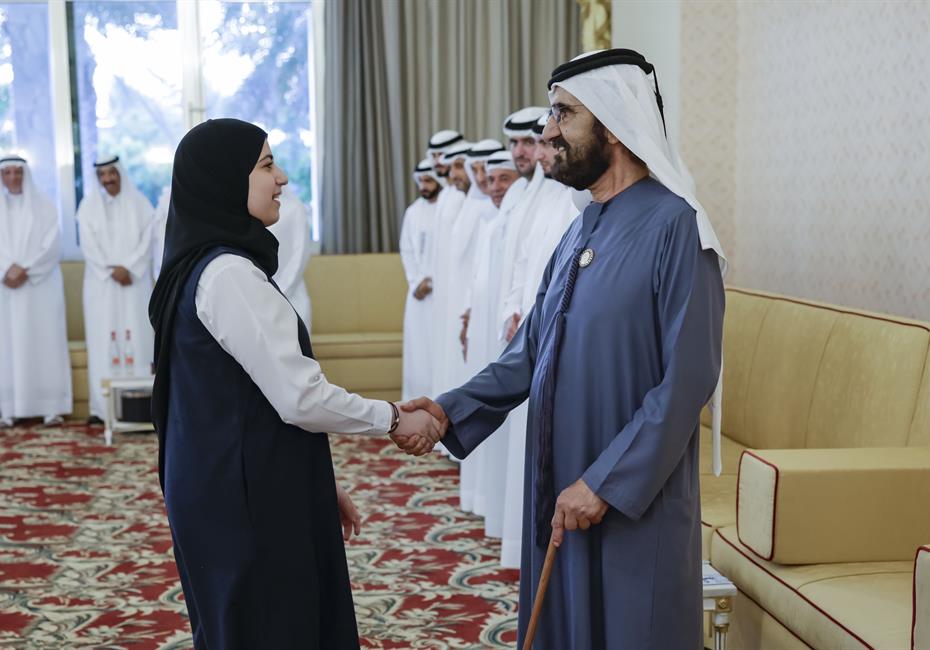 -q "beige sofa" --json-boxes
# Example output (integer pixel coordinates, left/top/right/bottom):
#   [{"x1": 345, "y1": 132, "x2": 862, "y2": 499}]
[
  {"x1": 61, "y1": 253, "x2": 405, "y2": 419},
  {"x1": 697, "y1": 288, "x2": 930, "y2": 649},
  {"x1": 60, "y1": 265, "x2": 930, "y2": 646}
]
